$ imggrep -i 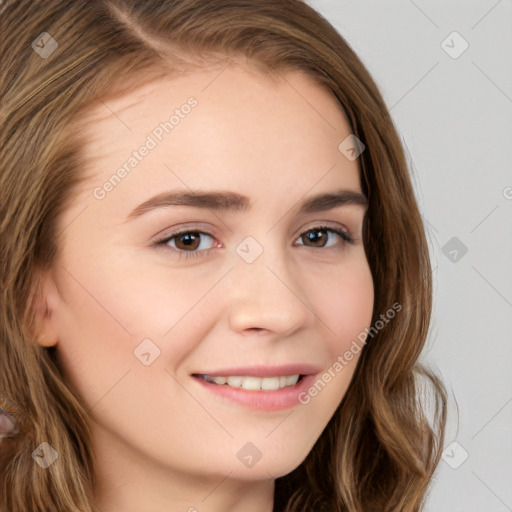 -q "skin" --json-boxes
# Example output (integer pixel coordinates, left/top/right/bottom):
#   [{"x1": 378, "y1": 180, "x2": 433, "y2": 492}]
[{"x1": 35, "y1": 59, "x2": 374, "y2": 512}]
